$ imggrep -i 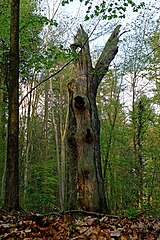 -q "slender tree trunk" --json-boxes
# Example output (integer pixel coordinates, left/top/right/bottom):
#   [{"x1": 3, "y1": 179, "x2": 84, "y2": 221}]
[
  {"x1": 0, "y1": 69, "x2": 5, "y2": 202},
  {"x1": 103, "y1": 76, "x2": 121, "y2": 179},
  {"x1": 131, "y1": 70, "x2": 145, "y2": 208},
  {"x1": 23, "y1": 85, "x2": 32, "y2": 204},
  {"x1": 44, "y1": 82, "x2": 49, "y2": 140},
  {"x1": 0, "y1": 40, "x2": 8, "y2": 203},
  {"x1": 131, "y1": 73, "x2": 139, "y2": 207},
  {"x1": 137, "y1": 98, "x2": 144, "y2": 208},
  {"x1": 49, "y1": 80, "x2": 63, "y2": 208},
  {"x1": 4, "y1": 0, "x2": 20, "y2": 211},
  {"x1": 59, "y1": 77, "x2": 69, "y2": 210},
  {"x1": 66, "y1": 25, "x2": 121, "y2": 212}
]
